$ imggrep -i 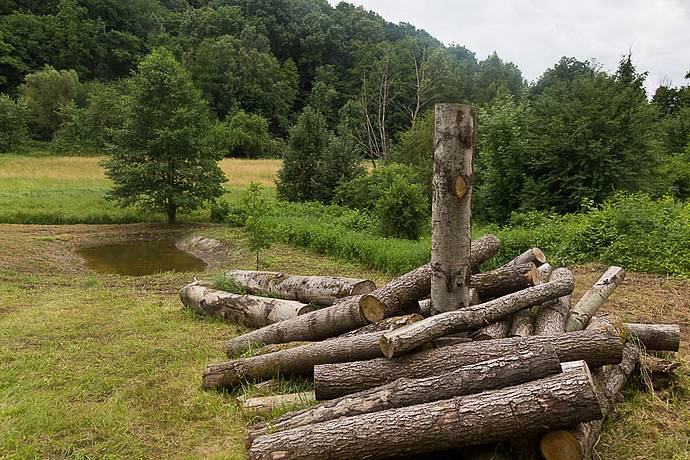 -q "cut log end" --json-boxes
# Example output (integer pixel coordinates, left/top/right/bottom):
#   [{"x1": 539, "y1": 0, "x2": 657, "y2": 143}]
[
  {"x1": 539, "y1": 430, "x2": 583, "y2": 460},
  {"x1": 533, "y1": 247, "x2": 547, "y2": 265},
  {"x1": 528, "y1": 263, "x2": 540, "y2": 286},
  {"x1": 360, "y1": 295, "x2": 386, "y2": 322},
  {"x1": 379, "y1": 334, "x2": 395, "y2": 359},
  {"x1": 351, "y1": 280, "x2": 377, "y2": 296}
]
